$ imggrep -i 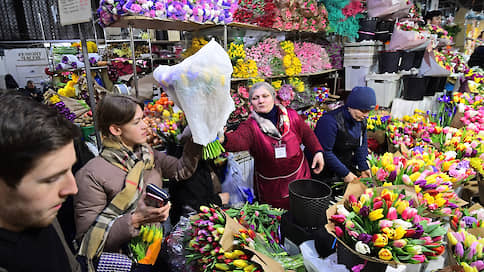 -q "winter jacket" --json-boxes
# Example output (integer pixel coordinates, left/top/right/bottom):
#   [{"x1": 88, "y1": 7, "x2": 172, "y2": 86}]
[
  {"x1": 224, "y1": 107, "x2": 322, "y2": 209},
  {"x1": 74, "y1": 142, "x2": 201, "y2": 252}
]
